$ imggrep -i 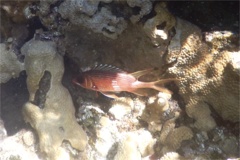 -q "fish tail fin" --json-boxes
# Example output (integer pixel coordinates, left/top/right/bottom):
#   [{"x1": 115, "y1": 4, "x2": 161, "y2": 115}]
[{"x1": 151, "y1": 78, "x2": 179, "y2": 94}]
